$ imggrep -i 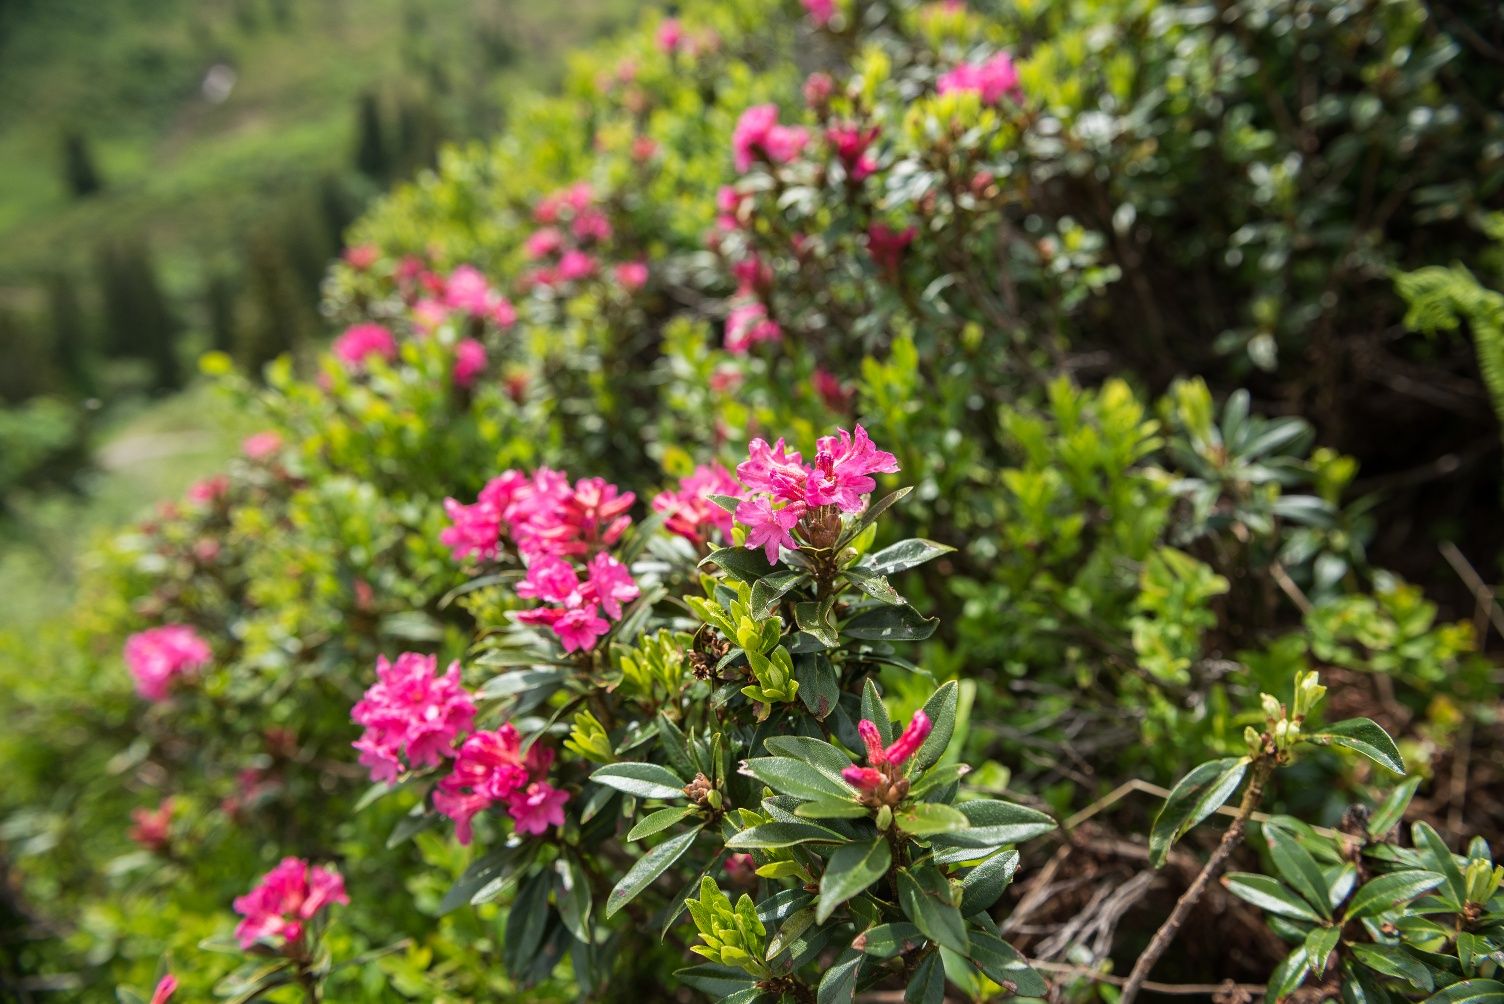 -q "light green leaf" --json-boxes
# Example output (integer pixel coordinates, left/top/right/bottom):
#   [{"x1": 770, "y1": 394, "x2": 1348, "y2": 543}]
[
  {"x1": 741, "y1": 757, "x2": 854, "y2": 801},
  {"x1": 590, "y1": 762, "x2": 687, "y2": 800},
  {"x1": 1265, "y1": 822, "x2": 1333, "y2": 918},
  {"x1": 1304, "y1": 718, "x2": 1405, "y2": 776},
  {"x1": 627, "y1": 806, "x2": 698, "y2": 841},
  {"x1": 1148, "y1": 756, "x2": 1250, "y2": 867},
  {"x1": 816, "y1": 838, "x2": 892, "y2": 923},
  {"x1": 897, "y1": 866, "x2": 969, "y2": 954},
  {"x1": 894, "y1": 803, "x2": 970, "y2": 837},
  {"x1": 1344, "y1": 870, "x2": 1445, "y2": 921},
  {"x1": 868, "y1": 538, "x2": 956, "y2": 576},
  {"x1": 726, "y1": 822, "x2": 845, "y2": 849}
]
